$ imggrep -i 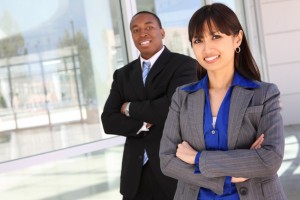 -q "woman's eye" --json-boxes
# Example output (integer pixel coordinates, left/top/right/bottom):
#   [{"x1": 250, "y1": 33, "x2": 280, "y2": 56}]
[
  {"x1": 193, "y1": 39, "x2": 202, "y2": 44},
  {"x1": 212, "y1": 34, "x2": 221, "y2": 40}
]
